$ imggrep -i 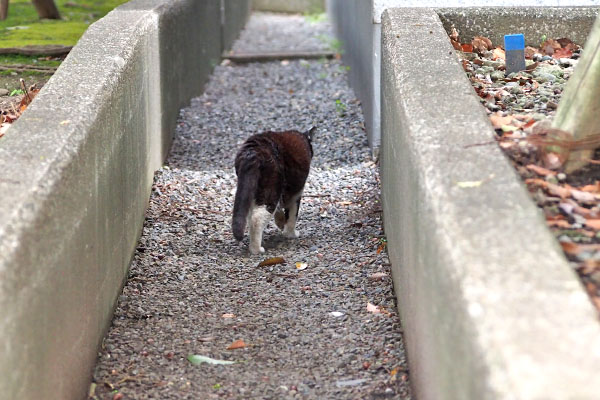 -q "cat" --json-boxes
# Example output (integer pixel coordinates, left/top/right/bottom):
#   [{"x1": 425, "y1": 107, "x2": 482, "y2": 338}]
[{"x1": 232, "y1": 127, "x2": 316, "y2": 254}]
